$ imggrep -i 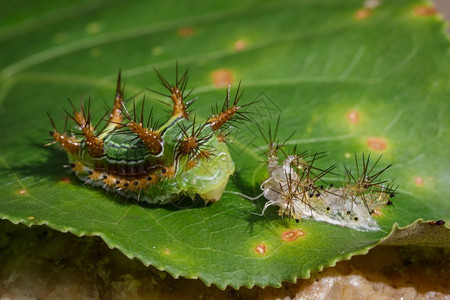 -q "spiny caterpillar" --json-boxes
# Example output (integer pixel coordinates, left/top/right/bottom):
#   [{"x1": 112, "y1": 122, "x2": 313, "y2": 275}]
[
  {"x1": 240, "y1": 117, "x2": 397, "y2": 232},
  {"x1": 46, "y1": 67, "x2": 252, "y2": 204}
]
